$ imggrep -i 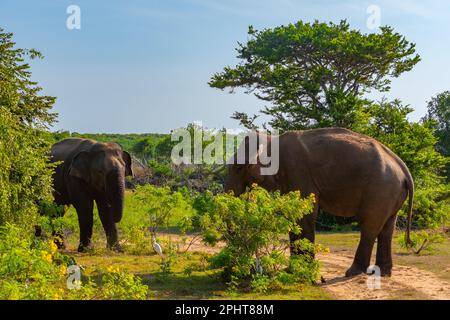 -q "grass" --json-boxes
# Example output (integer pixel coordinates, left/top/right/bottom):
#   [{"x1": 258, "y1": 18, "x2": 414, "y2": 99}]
[
  {"x1": 64, "y1": 238, "x2": 331, "y2": 300},
  {"x1": 59, "y1": 197, "x2": 449, "y2": 299}
]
